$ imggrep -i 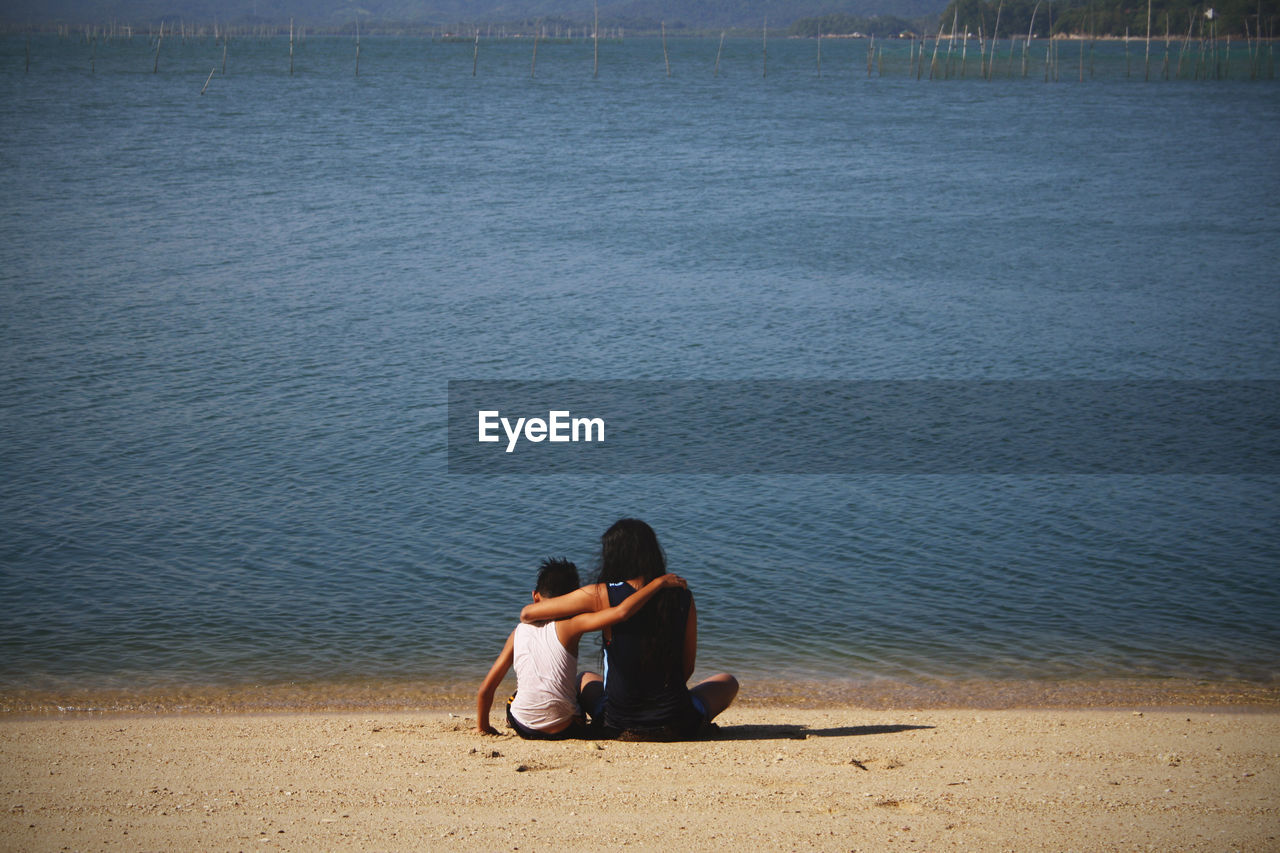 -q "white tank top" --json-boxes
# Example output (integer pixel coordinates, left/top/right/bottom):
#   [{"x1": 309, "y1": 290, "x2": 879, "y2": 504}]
[{"x1": 509, "y1": 621, "x2": 579, "y2": 730}]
